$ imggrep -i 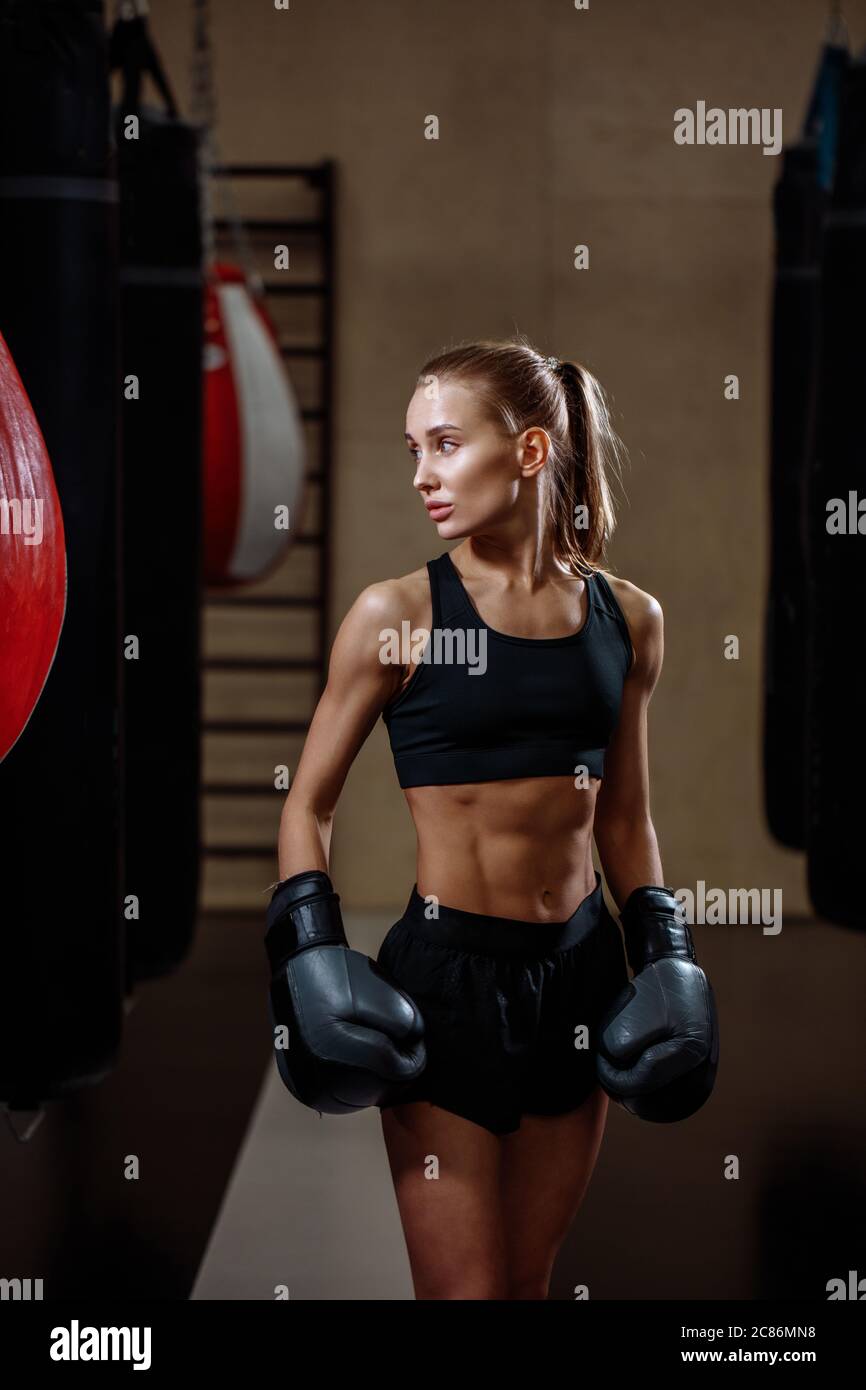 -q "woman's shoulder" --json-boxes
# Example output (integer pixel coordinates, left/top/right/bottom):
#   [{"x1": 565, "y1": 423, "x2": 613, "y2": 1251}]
[
  {"x1": 597, "y1": 571, "x2": 663, "y2": 658},
  {"x1": 343, "y1": 562, "x2": 433, "y2": 637}
]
